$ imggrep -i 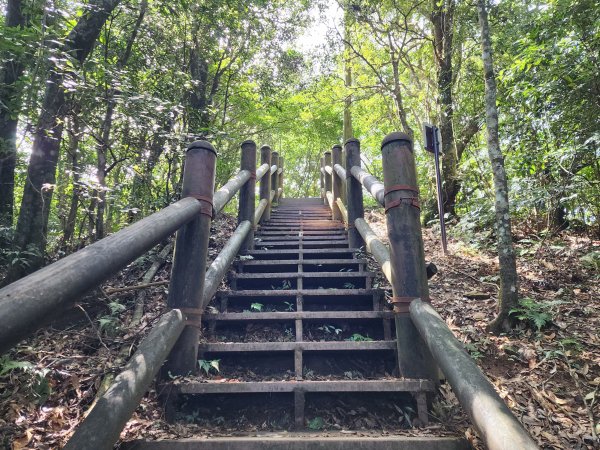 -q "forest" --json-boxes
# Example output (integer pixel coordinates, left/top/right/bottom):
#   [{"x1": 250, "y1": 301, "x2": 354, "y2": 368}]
[{"x1": 0, "y1": 0, "x2": 599, "y2": 448}]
